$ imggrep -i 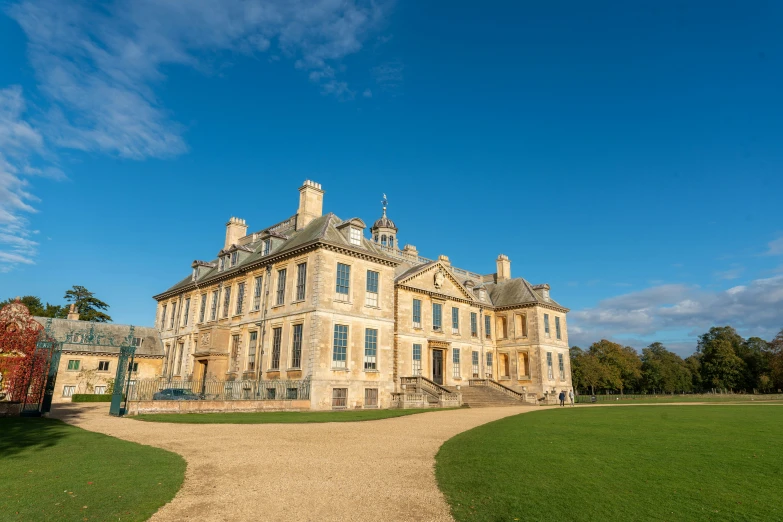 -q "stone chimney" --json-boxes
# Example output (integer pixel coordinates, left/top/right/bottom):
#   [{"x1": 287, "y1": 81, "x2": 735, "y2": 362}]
[
  {"x1": 496, "y1": 254, "x2": 511, "y2": 281},
  {"x1": 225, "y1": 217, "x2": 248, "y2": 249},
  {"x1": 296, "y1": 180, "x2": 324, "y2": 231},
  {"x1": 437, "y1": 254, "x2": 451, "y2": 266},
  {"x1": 67, "y1": 304, "x2": 80, "y2": 321}
]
